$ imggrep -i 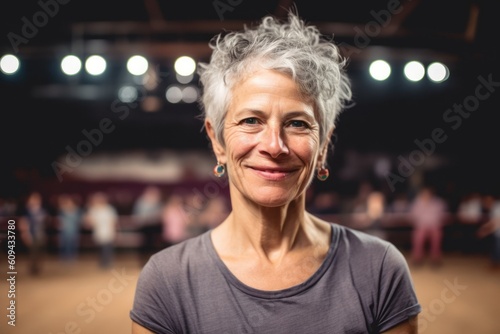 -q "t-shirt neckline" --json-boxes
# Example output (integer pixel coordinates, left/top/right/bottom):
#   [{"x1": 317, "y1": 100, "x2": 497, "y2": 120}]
[{"x1": 203, "y1": 223, "x2": 339, "y2": 299}]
